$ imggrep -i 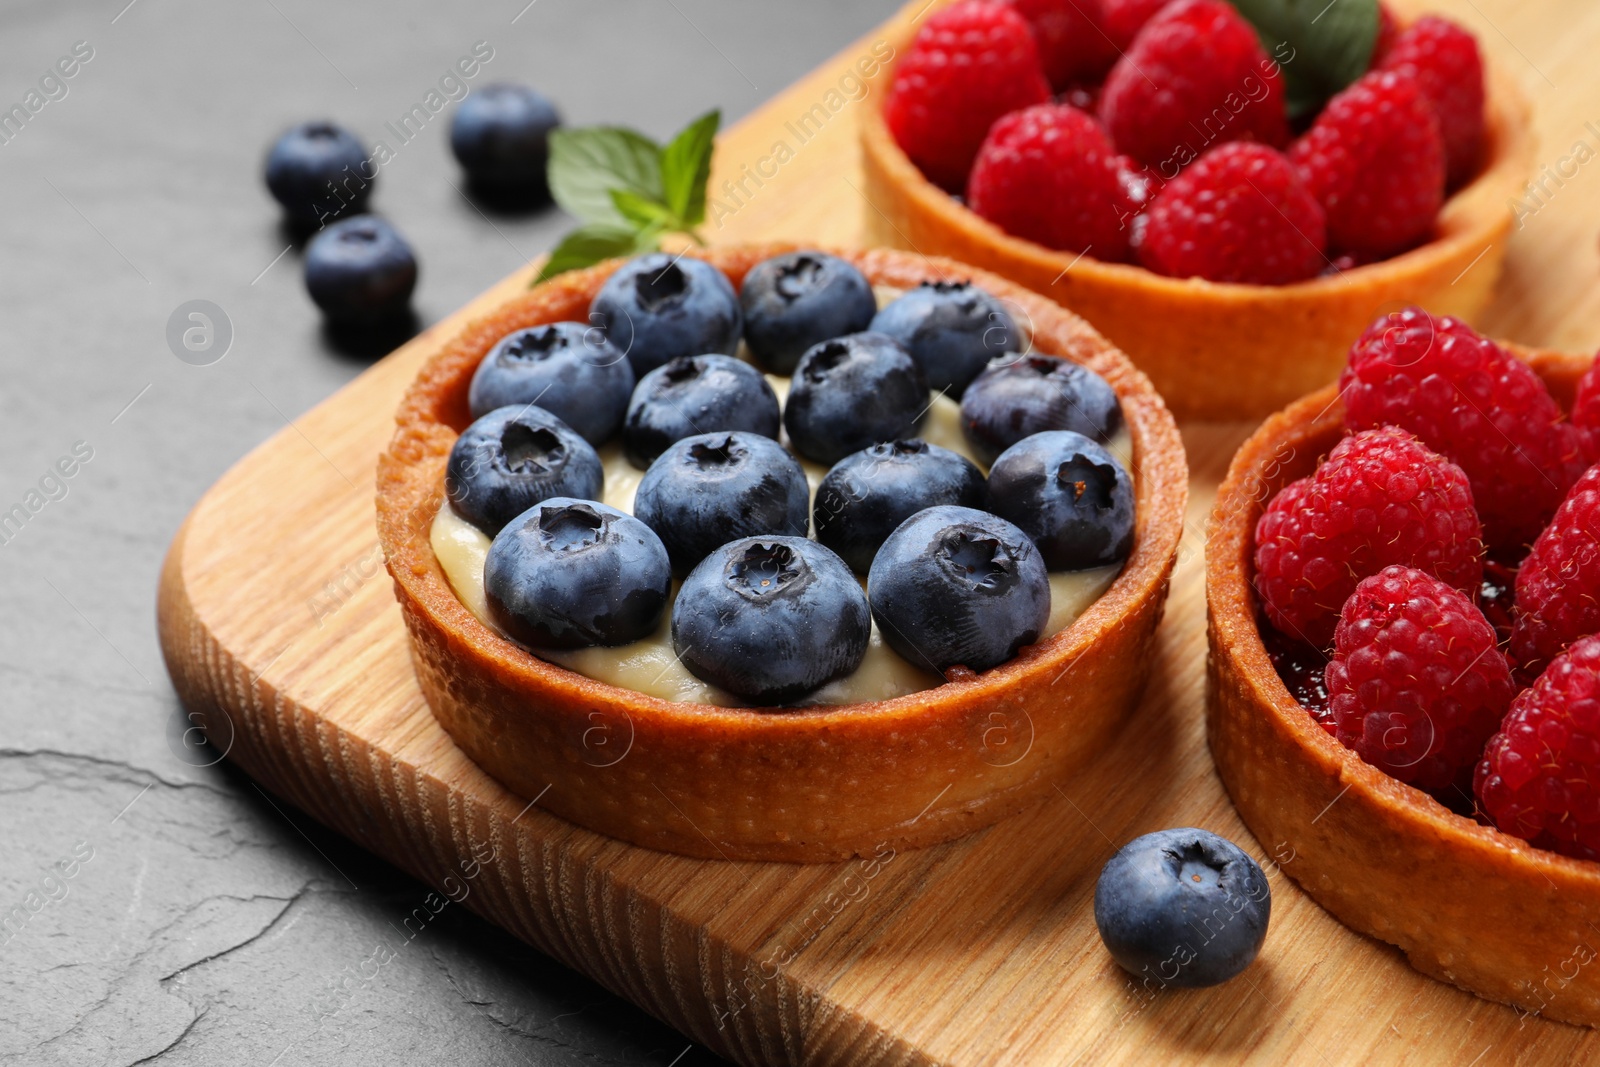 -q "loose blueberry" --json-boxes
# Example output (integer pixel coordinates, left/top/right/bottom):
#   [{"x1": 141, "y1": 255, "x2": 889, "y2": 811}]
[
  {"x1": 782, "y1": 333, "x2": 929, "y2": 466},
  {"x1": 622, "y1": 354, "x2": 781, "y2": 469},
  {"x1": 467, "y1": 322, "x2": 635, "y2": 446},
  {"x1": 672, "y1": 536, "x2": 870, "y2": 705},
  {"x1": 960, "y1": 355, "x2": 1123, "y2": 465},
  {"x1": 1093, "y1": 828, "x2": 1271, "y2": 988},
  {"x1": 868, "y1": 281, "x2": 1020, "y2": 398},
  {"x1": 988, "y1": 431, "x2": 1134, "y2": 570},
  {"x1": 740, "y1": 251, "x2": 878, "y2": 374},
  {"x1": 265, "y1": 121, "x2": 370, "y2": 226},
  {"x1": 591, "y1": 254, "x2": 743, "y2": 377},
  {"x1": 485, "y1": 499, "x2": 671, "y2": 649},
  {"x1": 303, "y1": 216, "x2": 417, "y2": 324},
  {"x1": 445, "y1": 406, "x2": 603, "y2": 535},
  {"x1": 449, "y1": 84, "x2": 560, "y2": 198},
  {"x1": 633, "y1": 432, "x2": 809, "y2": 576},
  {"x1": 814, "y1": 440, "x2": 989, "y2": 574},
  {"x1": 867, "y1": 505, "x2": 1049, "y2": 673}
]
